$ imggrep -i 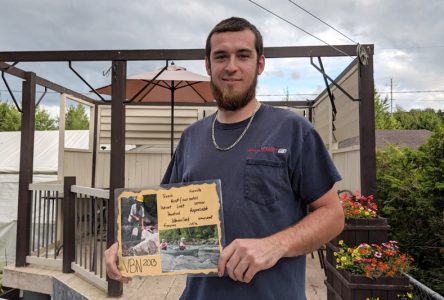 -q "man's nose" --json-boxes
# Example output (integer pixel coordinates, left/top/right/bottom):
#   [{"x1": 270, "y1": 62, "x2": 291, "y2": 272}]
[{"x1": 225, "y1": 55, "x2": 238, "y2": 73}]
